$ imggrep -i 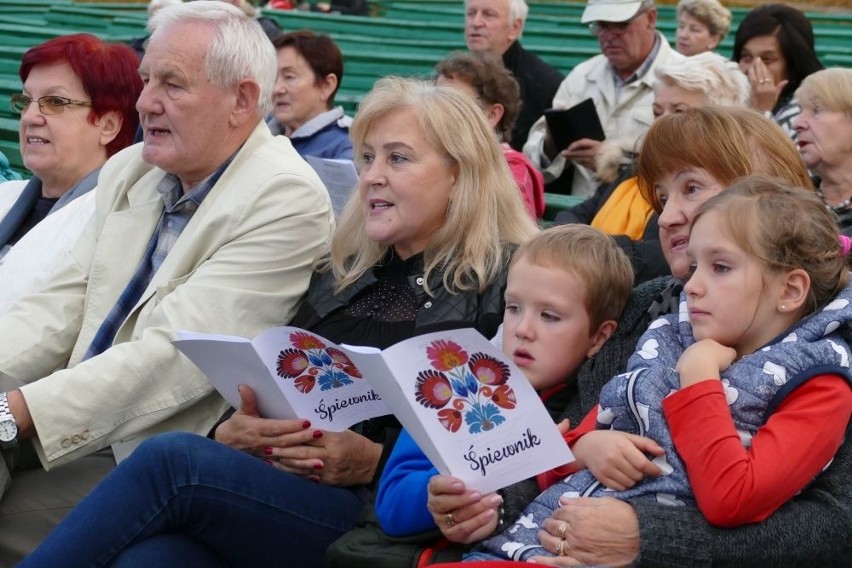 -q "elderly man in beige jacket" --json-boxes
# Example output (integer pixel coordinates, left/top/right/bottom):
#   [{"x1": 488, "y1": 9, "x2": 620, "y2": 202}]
[{"x1": 0, "y1": 1, "x2": 333, "y2": 561}]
